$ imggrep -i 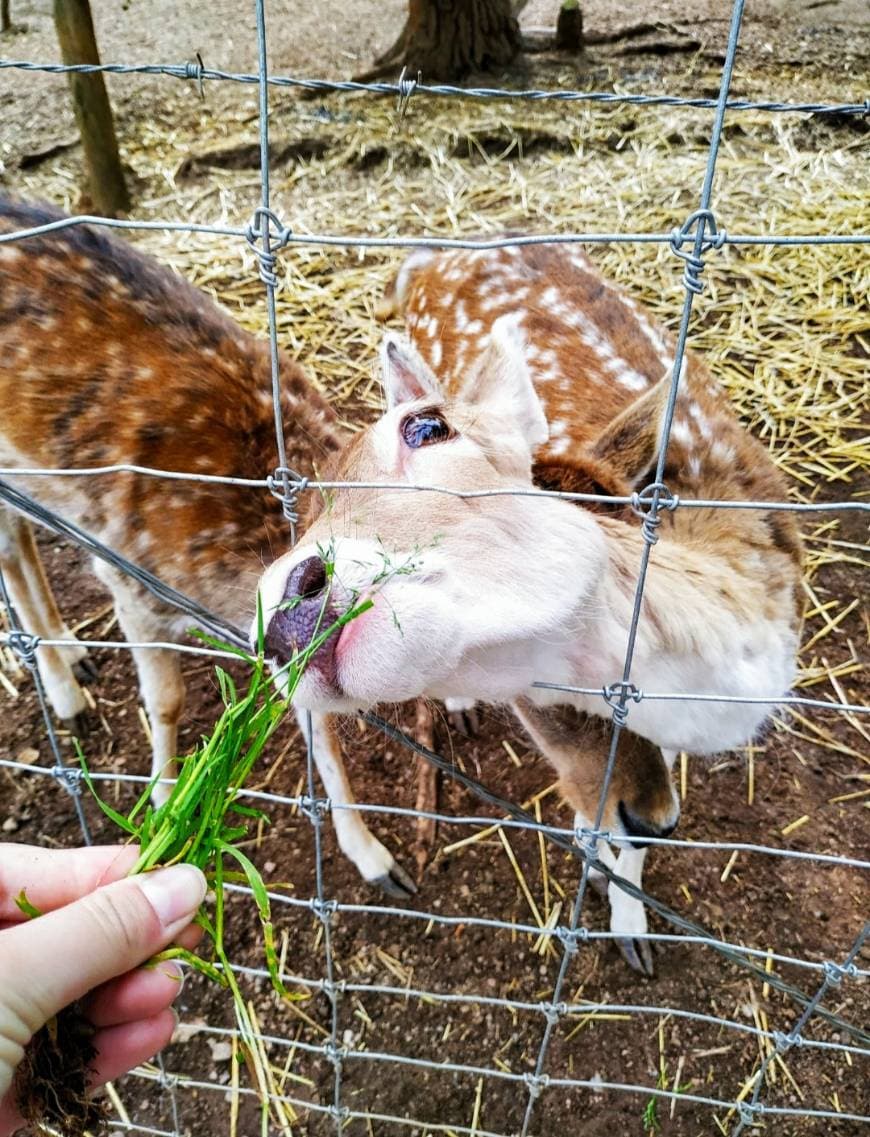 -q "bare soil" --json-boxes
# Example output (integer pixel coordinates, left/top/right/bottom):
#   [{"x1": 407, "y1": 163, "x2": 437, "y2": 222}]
[{"x1": 1, "y1": 2, "x2": 868, "y2": 1136}]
